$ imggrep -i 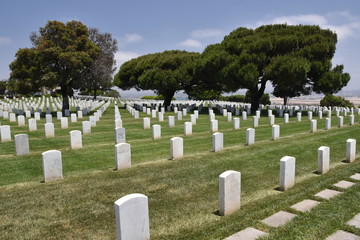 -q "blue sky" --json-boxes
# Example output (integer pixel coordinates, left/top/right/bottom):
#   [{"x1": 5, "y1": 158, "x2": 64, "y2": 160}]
[{"x1": 1, "y1": 0, "x2": 360, "y2": 92}]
